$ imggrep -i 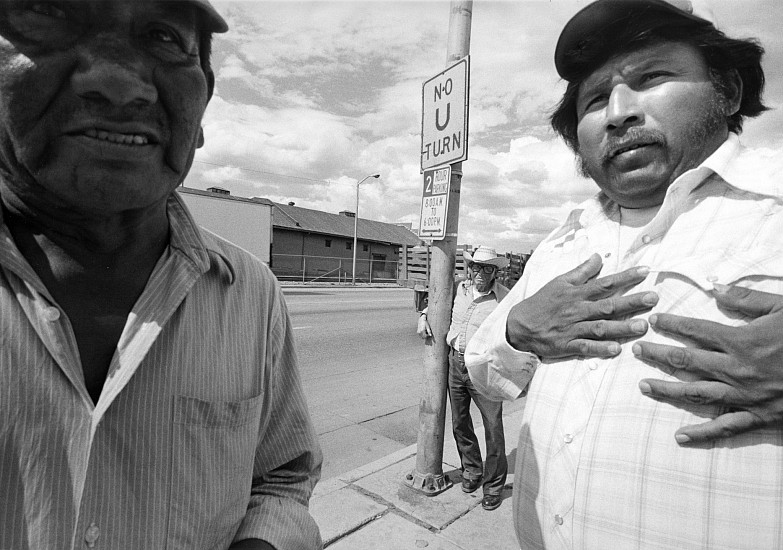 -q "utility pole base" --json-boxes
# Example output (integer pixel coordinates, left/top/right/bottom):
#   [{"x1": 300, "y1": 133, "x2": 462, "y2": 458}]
[{"x1": 404, "y1": 469, "x2": 453, "y2": 496}]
